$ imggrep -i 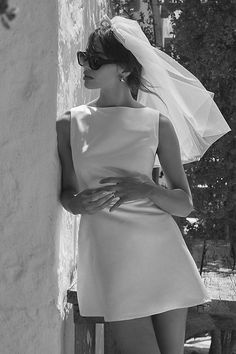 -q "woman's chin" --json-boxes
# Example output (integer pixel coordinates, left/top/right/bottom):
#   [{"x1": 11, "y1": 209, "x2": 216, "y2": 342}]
[{"x1": 83, "y1": 80, "x2": 98, "y2": 89}]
